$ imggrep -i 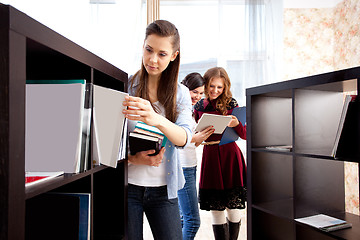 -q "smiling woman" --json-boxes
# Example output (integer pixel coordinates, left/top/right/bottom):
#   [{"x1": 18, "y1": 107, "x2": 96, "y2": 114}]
[{"x1": 194, "y1": 66, "x2": 247, "y2": 240}]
